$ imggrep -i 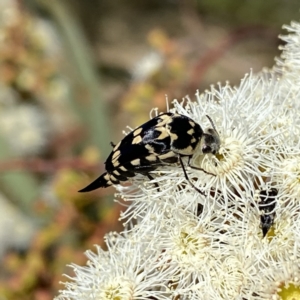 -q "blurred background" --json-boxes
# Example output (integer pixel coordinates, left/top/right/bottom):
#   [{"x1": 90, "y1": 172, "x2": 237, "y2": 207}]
[{"x1": 0, "y1": 0, "x2": 298, "y2": 299}]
